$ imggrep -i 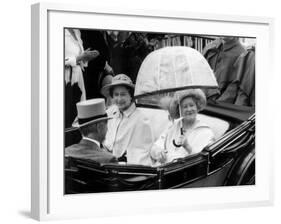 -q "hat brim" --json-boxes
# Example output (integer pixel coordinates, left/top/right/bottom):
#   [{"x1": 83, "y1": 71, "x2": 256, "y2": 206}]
[
  {"x1": 72, "y1": 116, "x2": 112, "y2": 129},
  {"x1": 172, "y1": 89, "x2": 207, "y2": 113},
  {"x1": 101, "y1": 82, "x2": 135, "y2": 97}
]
